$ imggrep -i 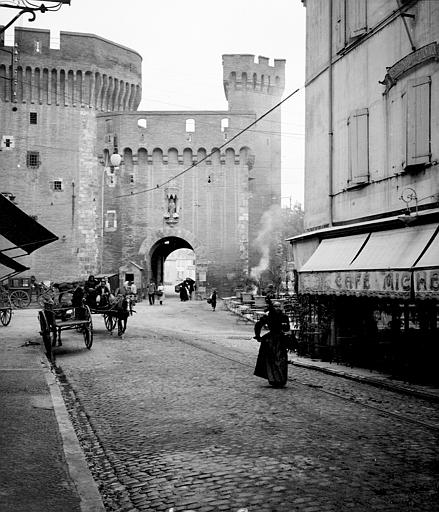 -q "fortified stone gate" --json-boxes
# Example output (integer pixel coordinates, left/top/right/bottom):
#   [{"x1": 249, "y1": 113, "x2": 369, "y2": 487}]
[{"x1": 0, "y1": 27, "x2": 285, "y2": 295}]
